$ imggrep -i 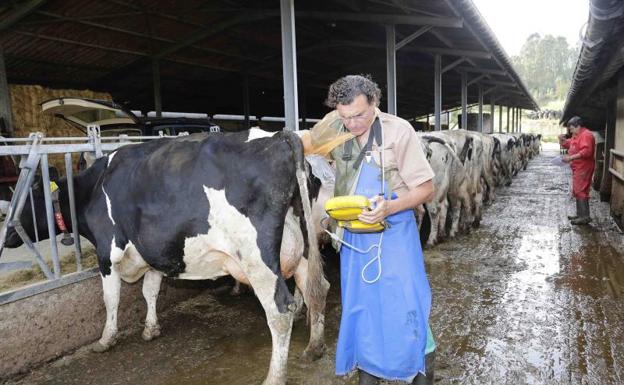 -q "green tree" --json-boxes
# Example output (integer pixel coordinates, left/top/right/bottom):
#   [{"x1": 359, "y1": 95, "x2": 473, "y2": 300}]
[{"x1": 512, "y1": 33, "x2": 579, "y2": 108}]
